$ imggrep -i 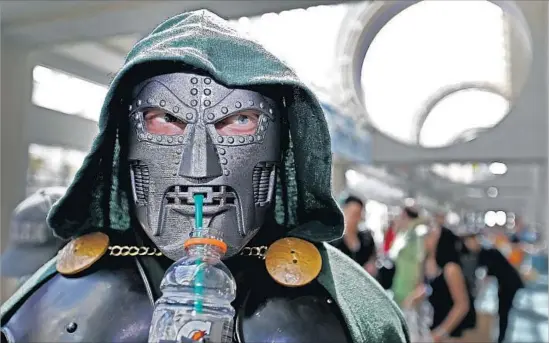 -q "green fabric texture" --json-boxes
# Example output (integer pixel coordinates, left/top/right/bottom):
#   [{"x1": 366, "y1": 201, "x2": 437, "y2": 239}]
[
  {"x1": 318, "y1": 243, "x2": 410, "y2": 343},
  {"x1": 46, "y1": 9, "x2": 342, "y2": 243}
]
